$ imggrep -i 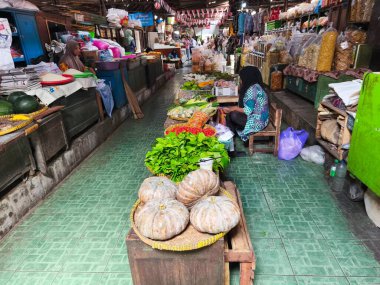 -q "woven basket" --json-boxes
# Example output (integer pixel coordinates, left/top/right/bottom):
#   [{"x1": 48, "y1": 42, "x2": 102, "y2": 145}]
[
  {"x1": 130, "y1": 188, "x2": 235, "y2": 251},
  {"x1": 164, "y1": 123, "x2": 216, "y2": 136}
]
